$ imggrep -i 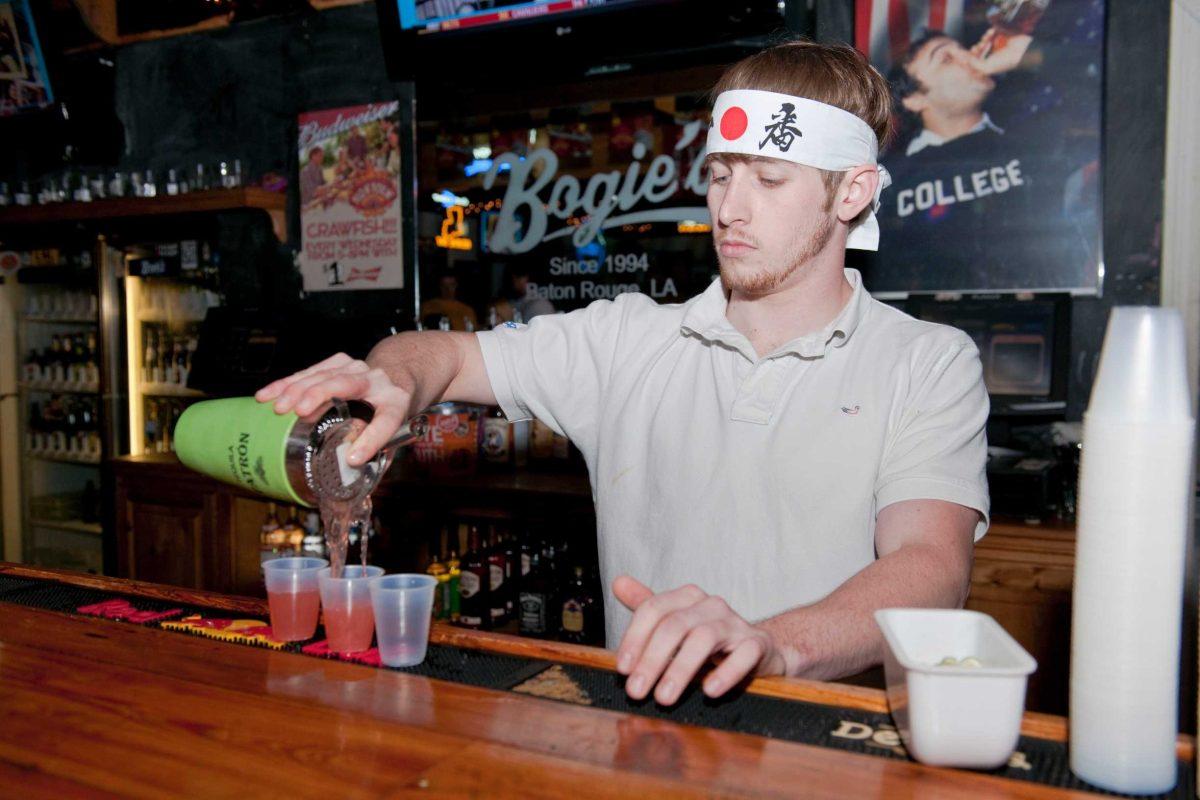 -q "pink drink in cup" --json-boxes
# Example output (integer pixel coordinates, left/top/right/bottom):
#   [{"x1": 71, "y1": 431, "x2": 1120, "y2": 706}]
[
  {"x1": 268, "y1": 590, "x2": 321, "y2": 641},
  {"x1": 262, "y1": 557, "x2": 327, "y2": 642},
  {"x1": 318, "y1": 565, "x2": 384, "y2": 653}
]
